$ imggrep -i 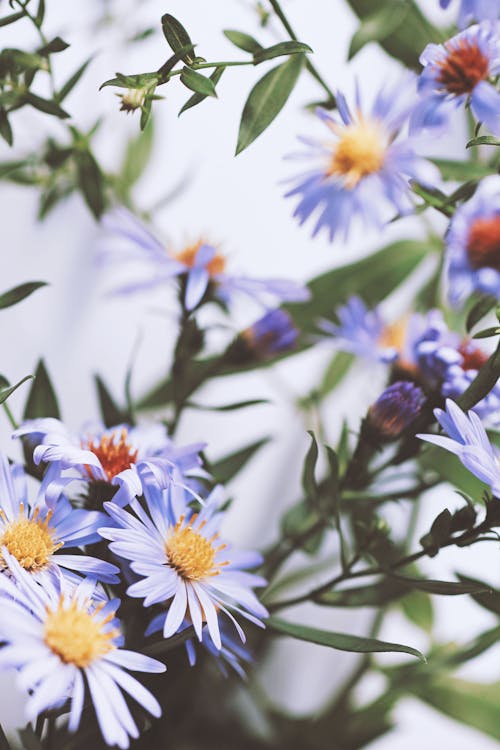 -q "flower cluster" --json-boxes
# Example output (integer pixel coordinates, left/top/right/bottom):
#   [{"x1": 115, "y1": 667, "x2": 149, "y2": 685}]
[{"x1": 0, "y1": 415, "x2": 267, "y2": 747}]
